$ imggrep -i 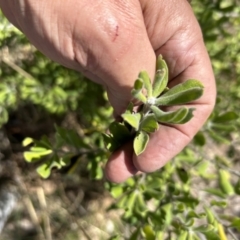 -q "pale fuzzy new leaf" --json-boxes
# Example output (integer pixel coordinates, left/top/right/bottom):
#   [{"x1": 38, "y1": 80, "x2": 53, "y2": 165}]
[
  {"x1": 155, "y1": 79, "x2": 204, "y2": 106},
  {"x1": 151, "y1": 106, "x2": 195, "y2": 124},
  {"x1": 133, "y1": 78, "x2": 144, "y2": 90},
  {"x1": 131, "y1": 89, "x2": 147, "y2": 103},
  {"x1": 134, "y1": 131, "x2": 149, "y2": 156},
  {"x1": 139, "y1": 71, "x2": 152, "y2": 97},
  {"x1": 122, "y1": 112, "x2": 141, "y2": 130},
  {"x1": 131, "y1": 78, "x2": 147, "y2": 103},
  {"x1": 153, "y1": 55, "x2": 168, "y2": 97}
]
